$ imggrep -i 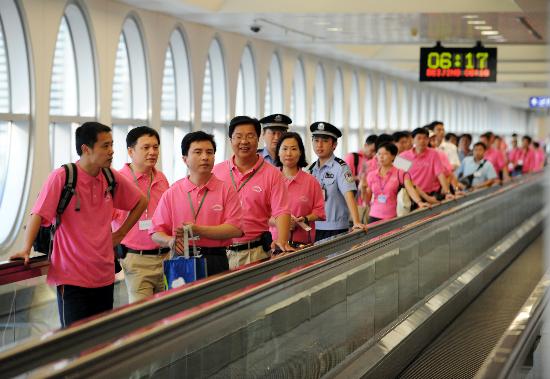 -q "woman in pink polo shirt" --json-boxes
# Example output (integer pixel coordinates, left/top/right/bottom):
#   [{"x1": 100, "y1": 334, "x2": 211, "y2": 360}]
[
  {"x1": 269, "y1": 132, "x2": 326, "y2": 245},
  {"x1": 365, "y1": 143, "x2": 428, "y2": 223}
]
